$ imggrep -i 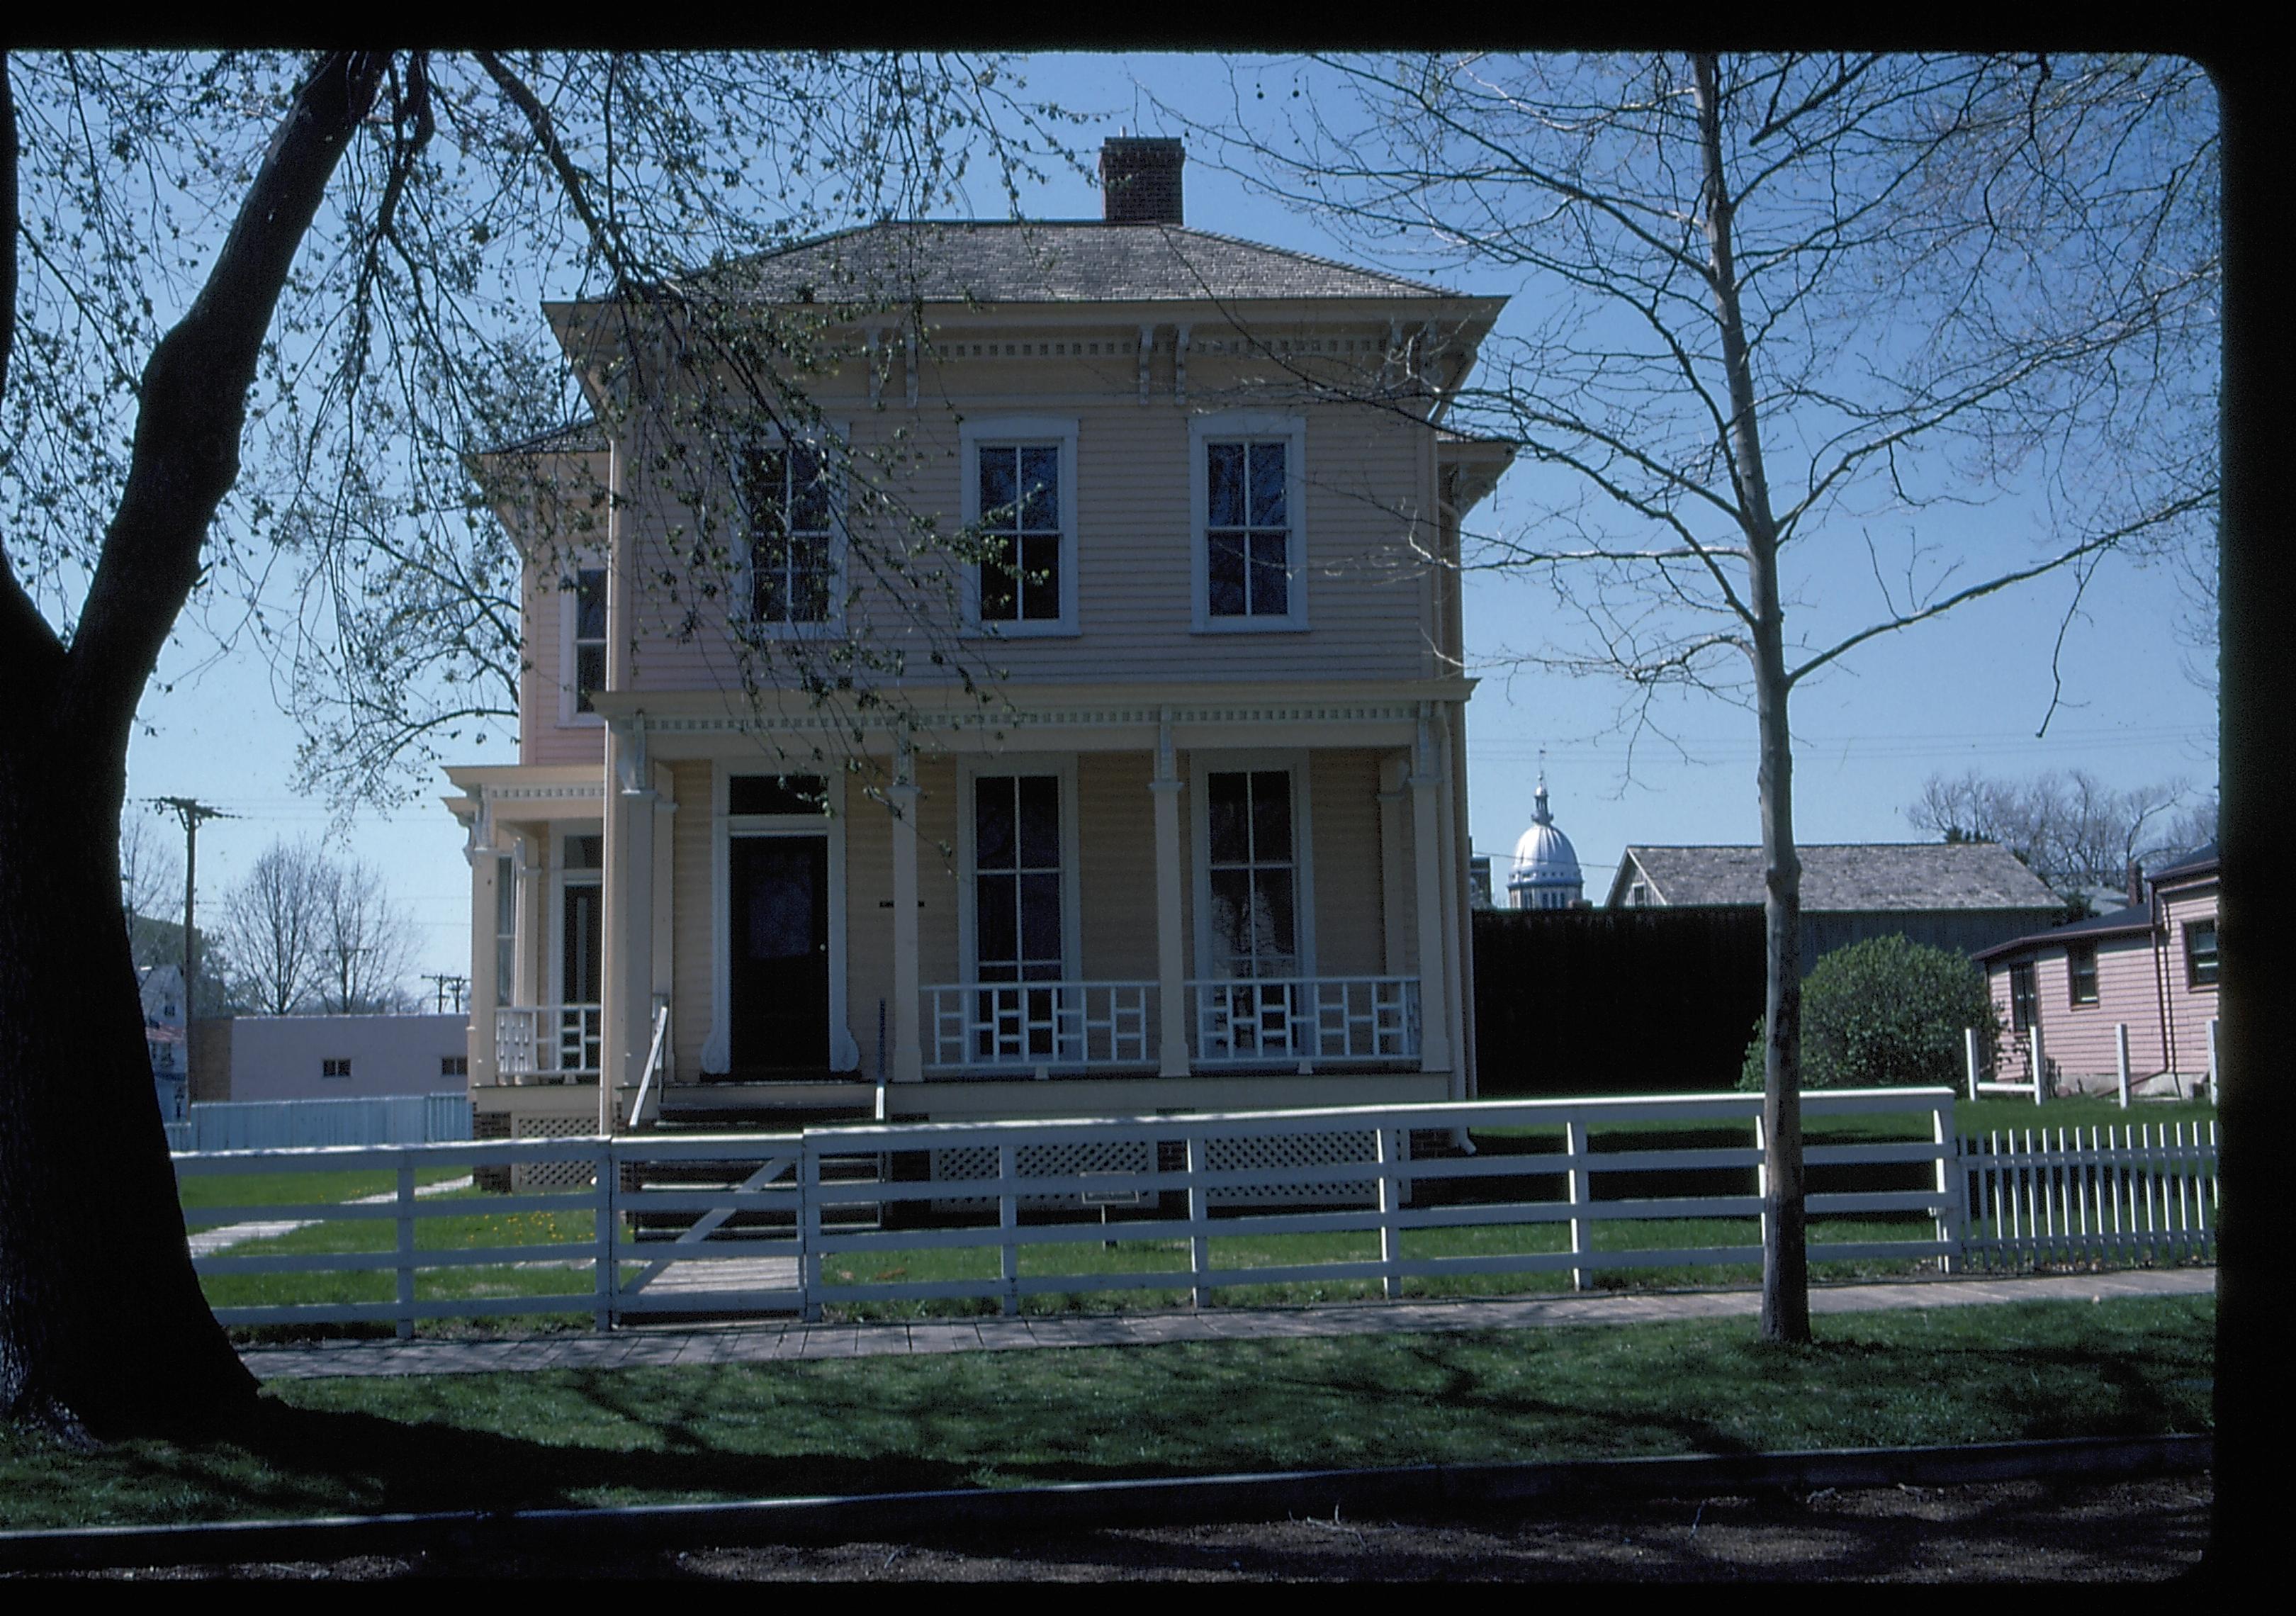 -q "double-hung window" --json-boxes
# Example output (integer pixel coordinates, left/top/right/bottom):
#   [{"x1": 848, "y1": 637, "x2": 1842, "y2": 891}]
[
  {"x1": 736, "y1": 436, "x2": 838, "y2": 629},
  {"x1": 1203, "y1": 768, "x2": 1303, "y2": 980},
  {"x1": 2068, "y1": 944, "x2": 2100, "y2": 1006},
  {"x1": 1191, "y1": 413, "x2": 1307, "y2": 632},
  {"x1": 2185, "y1": 919, "x2": 2218, "y2": 988},
  {"x1": 962, "y1": 417, "x2": 1077, "y2": 634},
  {"x1": 962, "y1": 767, "x2": 1077, "y2": 1064},
  {"x1": 561, "y1": 563, "x2": 607, "y2": 724}
]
